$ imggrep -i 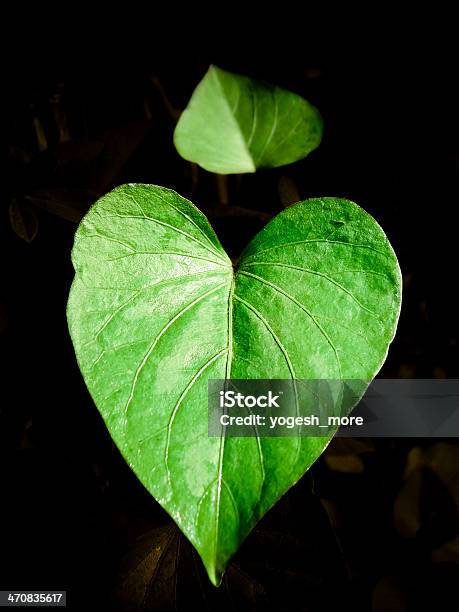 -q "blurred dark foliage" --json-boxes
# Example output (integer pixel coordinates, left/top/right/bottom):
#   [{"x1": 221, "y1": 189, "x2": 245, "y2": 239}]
[{"x1": 1, "y1": 51, "x2": 458, "y2": 611}]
